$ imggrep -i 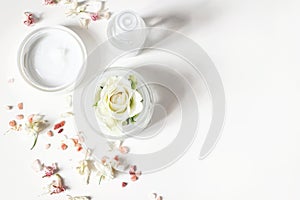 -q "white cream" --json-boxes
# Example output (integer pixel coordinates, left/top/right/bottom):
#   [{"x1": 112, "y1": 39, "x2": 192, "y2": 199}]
[{"x1": 20, "y1": 26, "x2": 86, "y2": 91}]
